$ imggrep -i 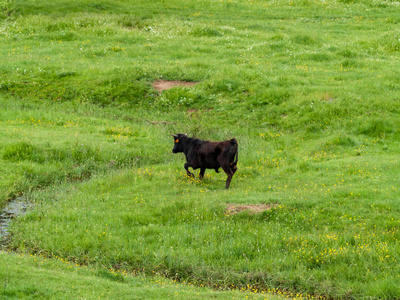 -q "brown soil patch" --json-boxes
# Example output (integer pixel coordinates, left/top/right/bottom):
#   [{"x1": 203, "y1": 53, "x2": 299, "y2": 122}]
[
  {"x1": 150, "y1": 121, "x2": 172, "y2": 125},
  {"x1": 226, "y1": 203, "x2": 278, "y2": 215},
  {"x1": 153, "y1": 80, "x2": 198, "y2": 92}
]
